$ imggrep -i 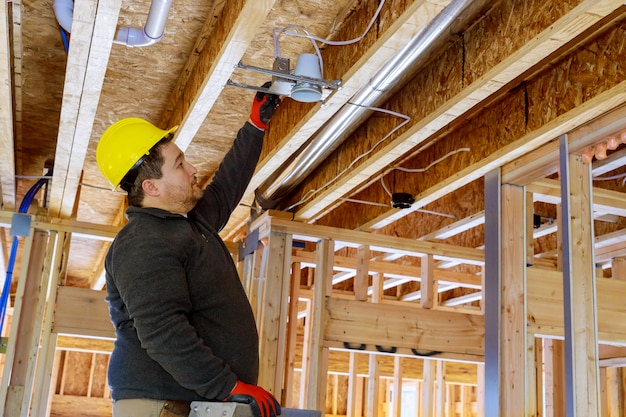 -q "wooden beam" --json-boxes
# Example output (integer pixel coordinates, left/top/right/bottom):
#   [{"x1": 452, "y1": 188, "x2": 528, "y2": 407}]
[
  {"x1": 38, "y1": 266, "x2": 626, "y2": 365},
  {"x1": 293, "y1": 249, "x2": 482, "y2": 289},
  {"x1": 324, "y1": 297, "x2": 484, "y2": 358},
  {"x1": 49, "y1": 0, "x2": 122, "y2": 218},
  {"x1": 52, "y1": 286, "x2": 114, "y2": 339},
  {"x1": 527, "y1": 268, "x2": 626, "y2": 344},
  {"x1": 31, "y1": 231, "x2": 68, "y2": 417},
  {"x1": 50, "y1": 395, "x2": 111, "y2": 417},
  {"x1": 0, "y1": 230, "x2": 48, "y2": 417},
  {"x1": 56, "y1": 336, "x2": 113, "y2": 354},
  {"x1": 0, "y1": 211, "x2": 120, "y2": 240},
  {"x1": 257, "y1": 215, "x2": 484, "y2": 266},
  {"x1": 500, "y1": 184, "x2": 532, "y2": 415},
  {"x1": 392, "y1": 356, "x2": 403, "y2": 417},
  {"x1": 166, "y1": 0, "x2": 277, "y2": 151}
]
